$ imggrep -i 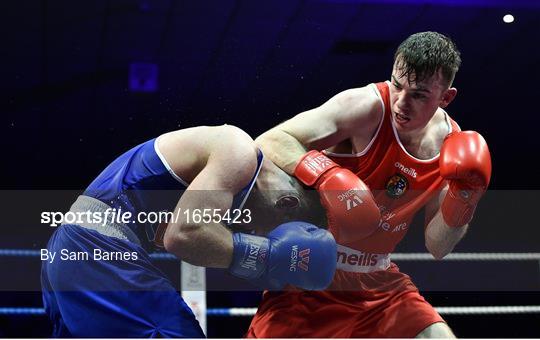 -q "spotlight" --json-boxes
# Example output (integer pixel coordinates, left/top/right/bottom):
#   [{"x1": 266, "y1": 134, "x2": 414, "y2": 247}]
[{"x1": 503, "y1": 14, "x2": 514, "y2": 24}]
